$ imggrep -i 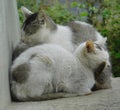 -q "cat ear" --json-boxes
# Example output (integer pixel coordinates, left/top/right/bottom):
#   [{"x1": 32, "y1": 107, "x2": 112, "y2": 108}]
[
  {"x1": 37, "y1": 10, "x2": 46, "y2": 25},
  {"x1": 96, "y1": 37, "x2": 107, "y2": 46},
  {"x1": 86, "y1": 40, "x2": 95, "y2": 53},
  {"x1": 38, "y1": 10, "x2": 45, "y2": 19},
  {"x1": 21, "y1": 6, "x2": 33, "y2": 19},
  {"x1": 103, "y1": 37, "x2": 107, "y2": 44}
]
